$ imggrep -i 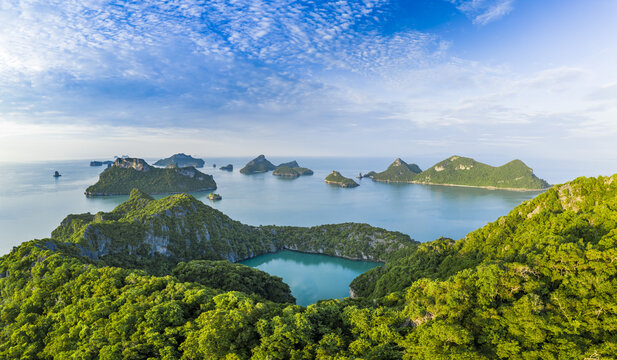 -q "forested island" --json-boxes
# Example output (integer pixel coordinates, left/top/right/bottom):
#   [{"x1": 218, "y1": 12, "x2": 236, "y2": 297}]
[
  {"x1": 272, "y1": 160, "x2": 314, "y2": 178},
  {"x1": 371, "y1": 155, "x2": 550, "y2": 190},
  {"x1": 85, "y1": 157, "x2": 216, "y2": 196},
  {"x1": 239, "y1": 155, "x2": 276, "y2": 174},
  {"x1": 325, "y1": 170, "x2": 359, "y2": 188},
  {"x1": 154, "y1": 153, "x2": 205, "y2": 168},
  {"x1": 1, "y1": 174, "x2": 616, "y2": 358}
]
